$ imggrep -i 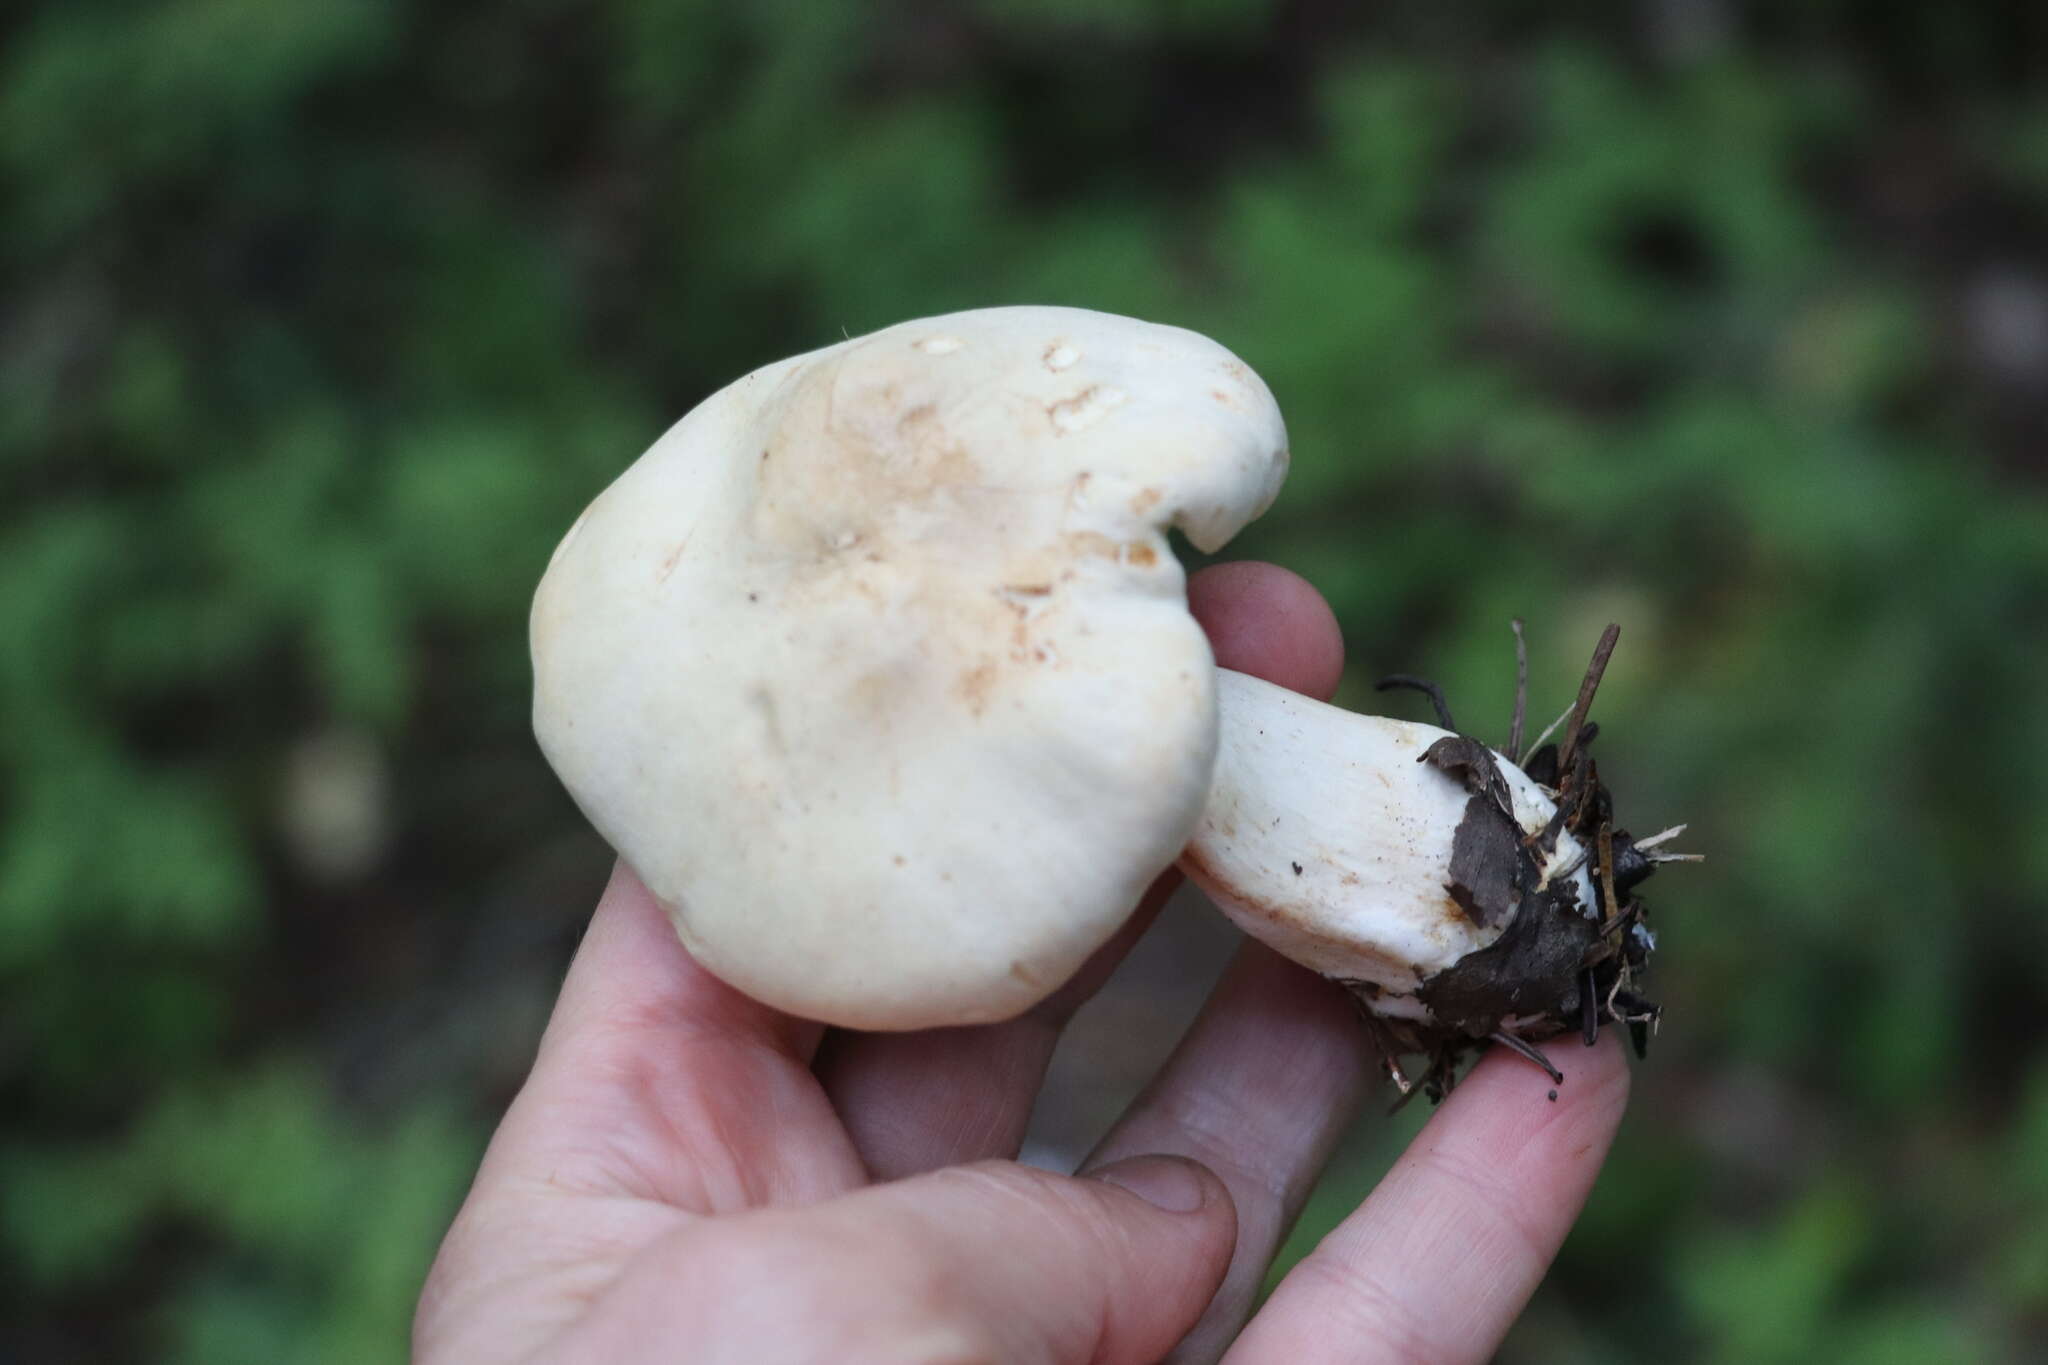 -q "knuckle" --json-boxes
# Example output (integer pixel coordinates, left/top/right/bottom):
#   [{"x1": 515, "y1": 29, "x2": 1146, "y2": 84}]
[
  {"x1": 1404, "y1": 1144, "x2": 1550, "y2": 1269},
  {"x1": 954, "y1": 1161, "x2": 1128, "y2": 1259}
]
